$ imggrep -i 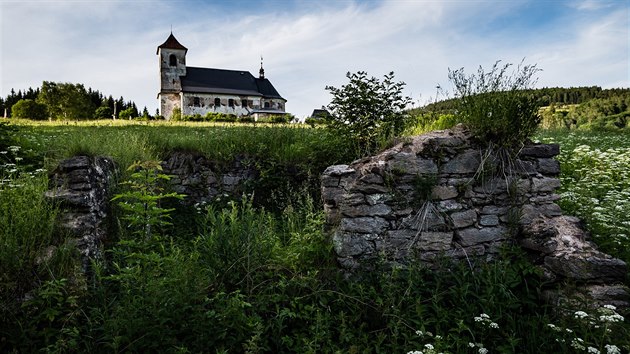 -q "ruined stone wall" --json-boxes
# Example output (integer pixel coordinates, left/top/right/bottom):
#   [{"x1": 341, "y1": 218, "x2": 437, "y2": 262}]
[{"x1": 321, "y1": 125, "x2": 628, "y2": 307}]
